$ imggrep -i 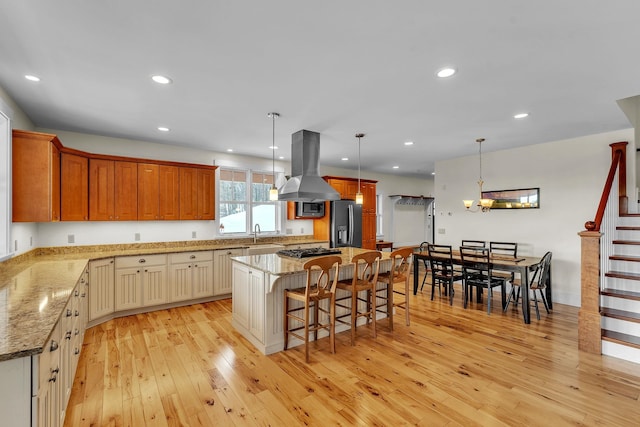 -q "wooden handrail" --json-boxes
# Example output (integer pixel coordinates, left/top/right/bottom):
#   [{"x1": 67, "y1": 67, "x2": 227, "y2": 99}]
[{"x1": 584, "y1": 141, "x2": 628, "y2": 231}]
